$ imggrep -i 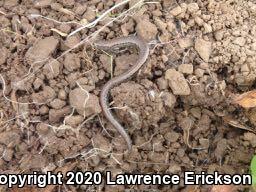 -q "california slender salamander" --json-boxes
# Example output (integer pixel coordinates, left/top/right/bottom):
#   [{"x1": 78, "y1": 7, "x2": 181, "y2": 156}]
[{"x1": 95, "y1": 36, "x2": 149, "y2": 150}]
